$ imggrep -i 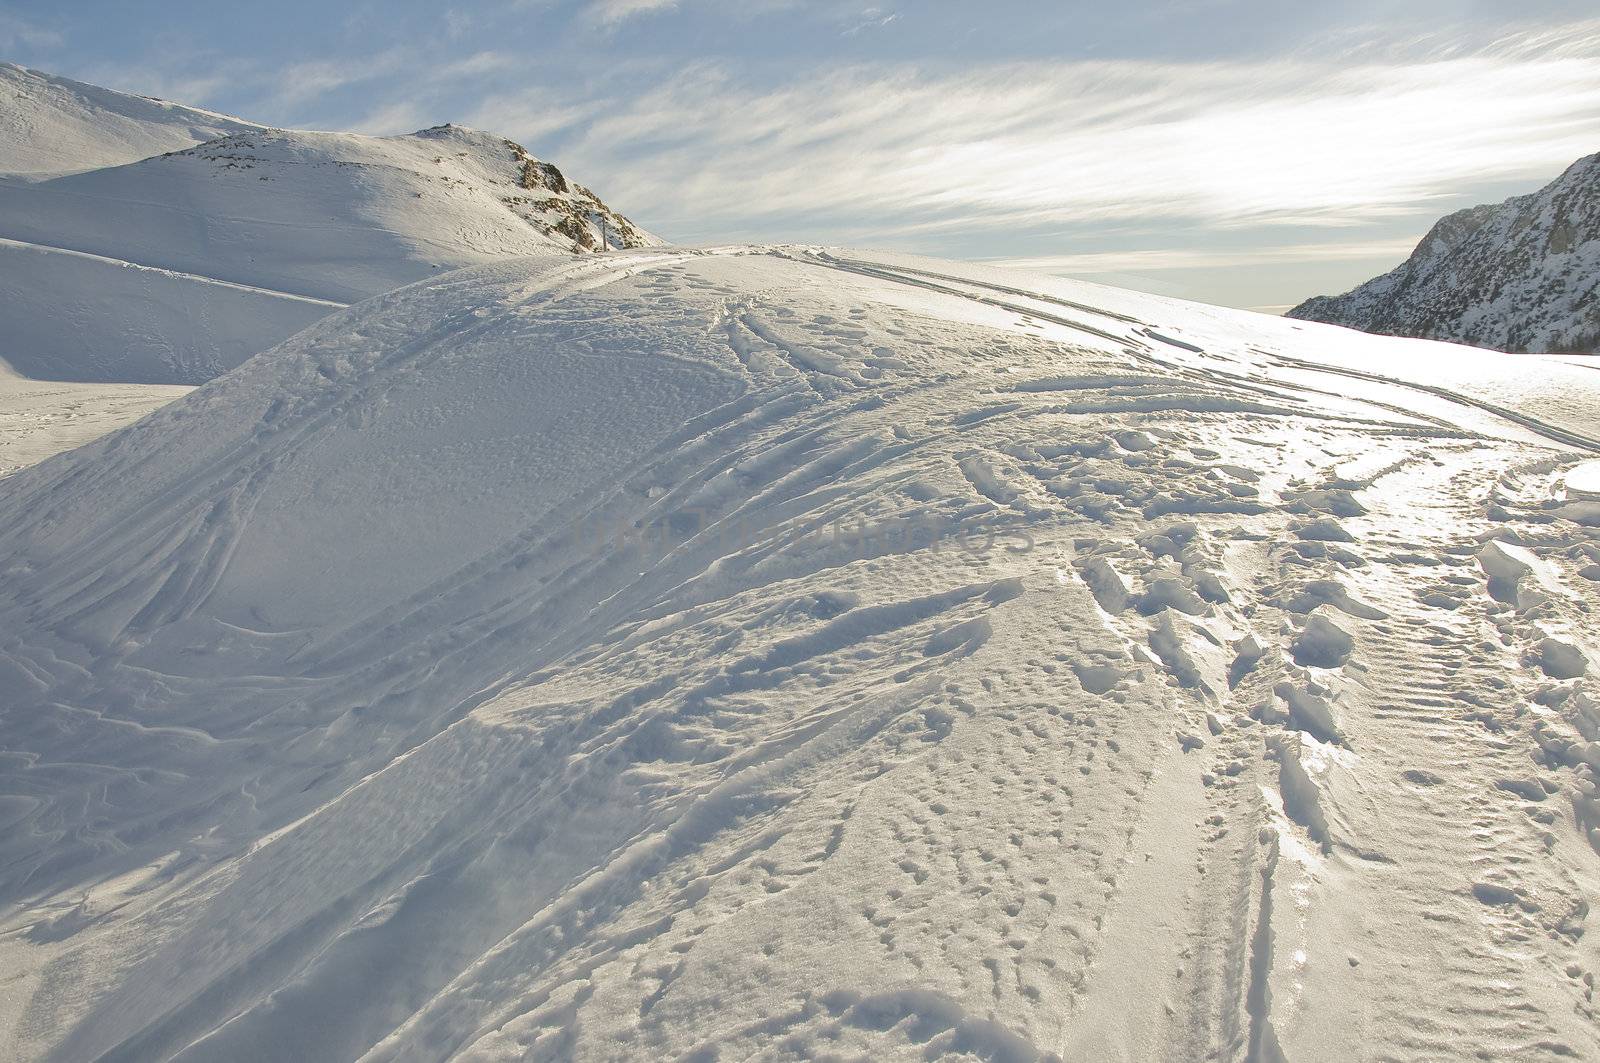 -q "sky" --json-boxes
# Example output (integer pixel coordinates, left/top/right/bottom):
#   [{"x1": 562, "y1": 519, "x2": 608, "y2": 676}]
[{"x1": 4, "y1": 1, "x2": 1599, "y2": 311}]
